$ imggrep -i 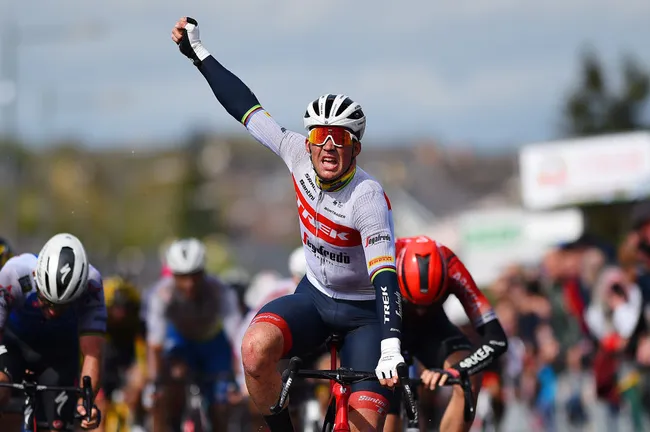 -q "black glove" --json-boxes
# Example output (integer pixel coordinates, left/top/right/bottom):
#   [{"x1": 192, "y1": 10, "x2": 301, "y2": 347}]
[{"x1": 177, "y1": 17, "x2": 210, "y2": 66}]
